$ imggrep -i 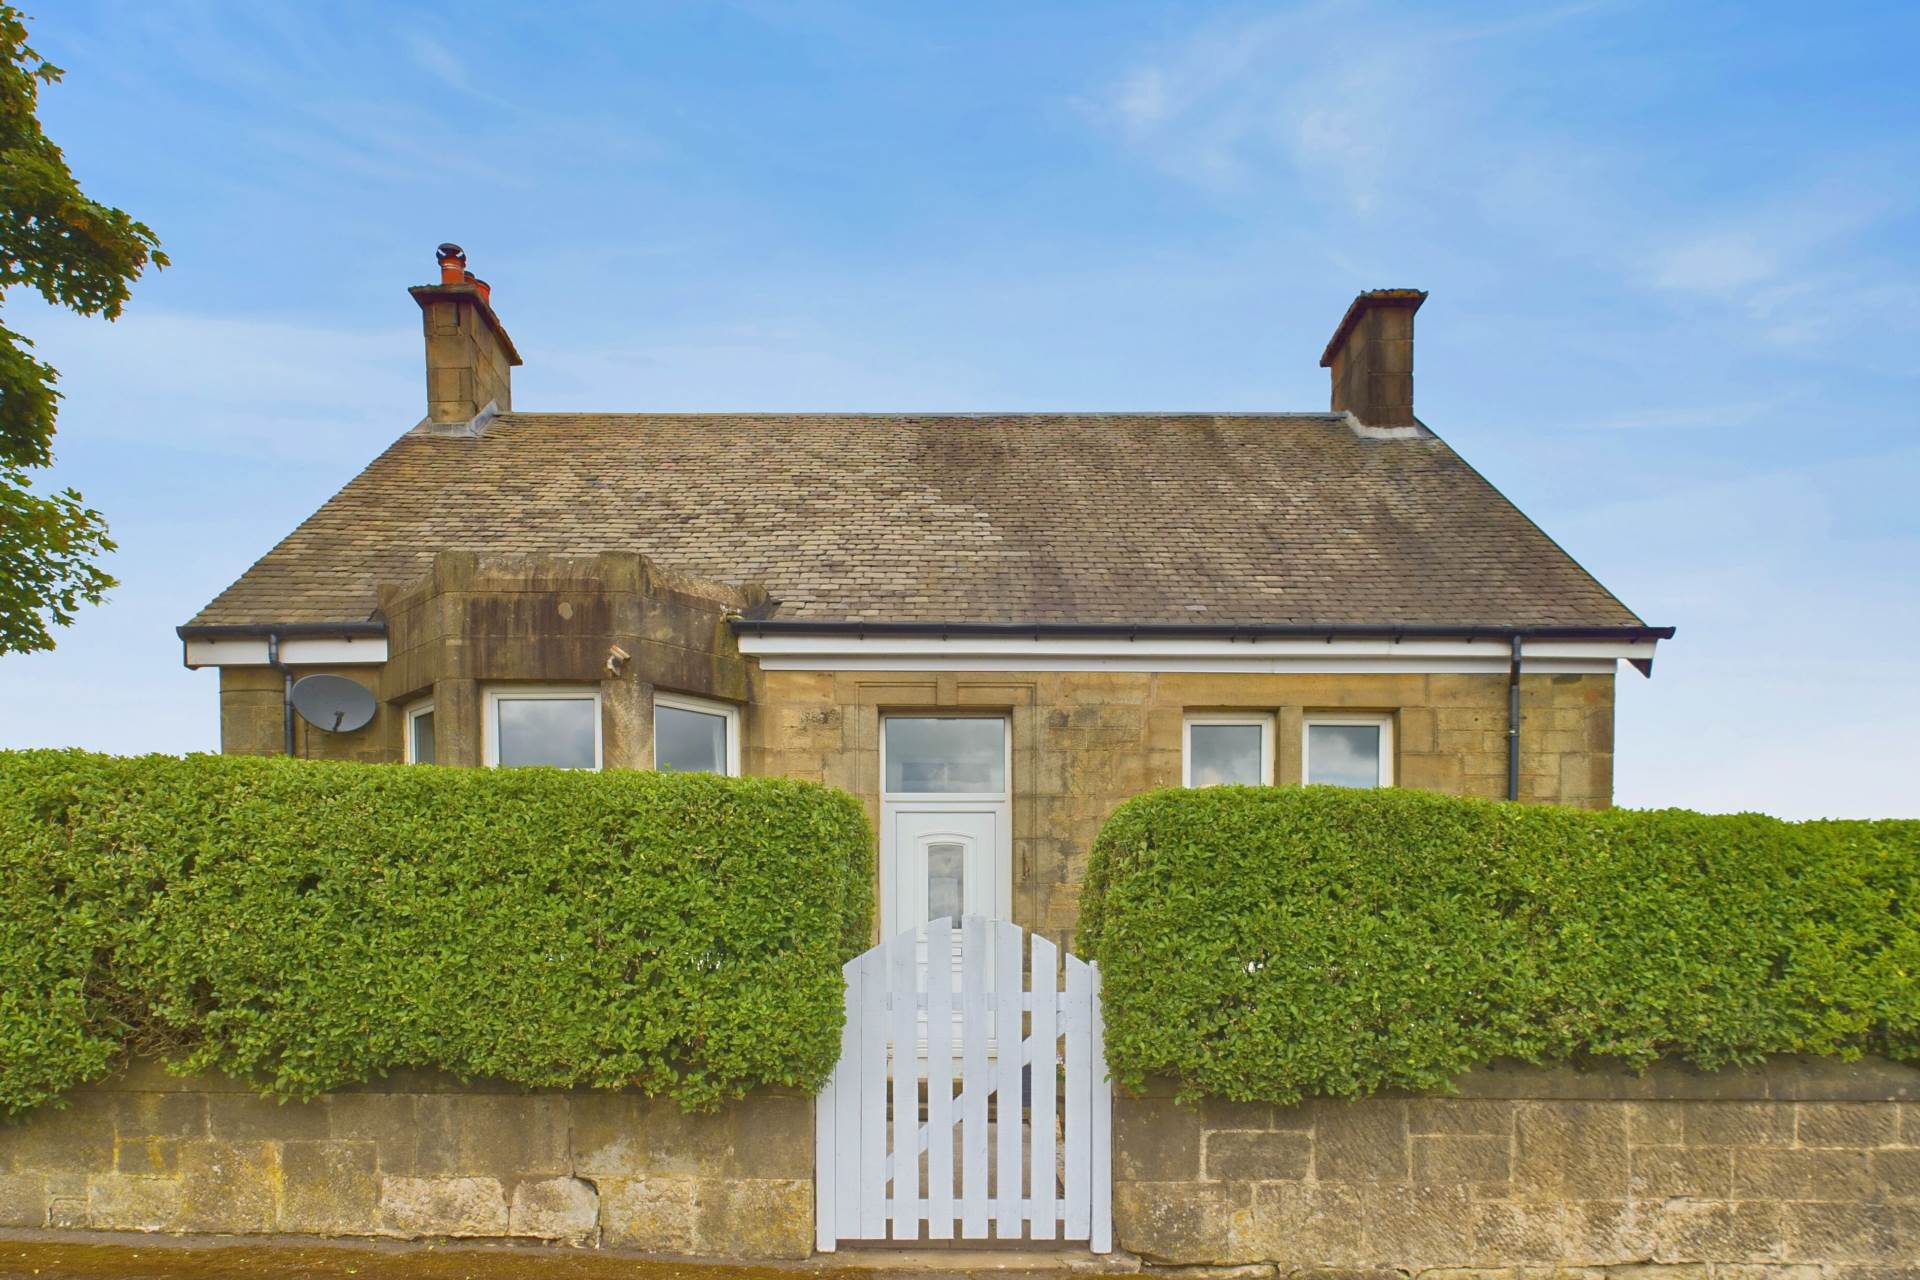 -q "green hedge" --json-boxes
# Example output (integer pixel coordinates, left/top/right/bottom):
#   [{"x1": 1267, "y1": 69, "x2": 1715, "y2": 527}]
[
  {"x1": 0, "y1": 750, "x2": 873, "y2": 1116},
  {"x1": 1081, "y1": 785, "x2": 1920, "y2": 1103}
]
